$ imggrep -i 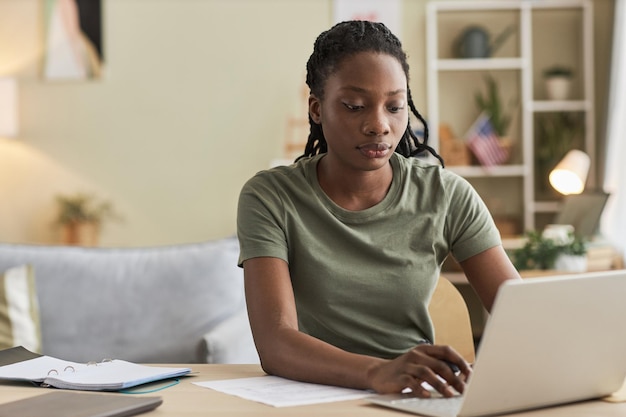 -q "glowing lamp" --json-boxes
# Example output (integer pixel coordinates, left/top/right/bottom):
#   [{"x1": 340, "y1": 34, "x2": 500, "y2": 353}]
[{"x1": 549, "y1": 150, "x2": 590, "y2": 195}]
